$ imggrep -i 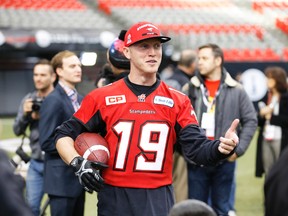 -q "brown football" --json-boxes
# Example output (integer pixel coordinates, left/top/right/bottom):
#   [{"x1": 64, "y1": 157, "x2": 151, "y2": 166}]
[{"x1": 74, "y1": 132, "x2": 110, "y2": 164}]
